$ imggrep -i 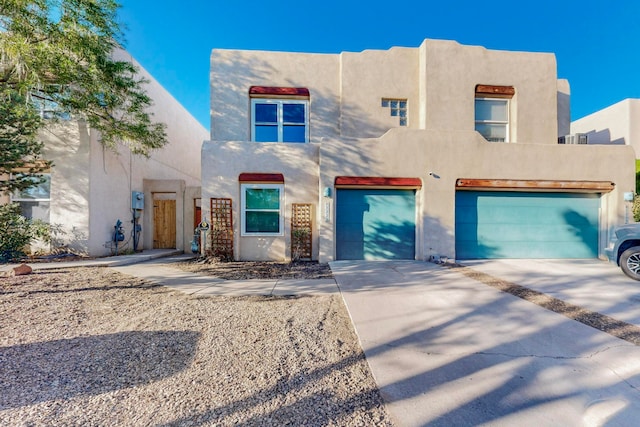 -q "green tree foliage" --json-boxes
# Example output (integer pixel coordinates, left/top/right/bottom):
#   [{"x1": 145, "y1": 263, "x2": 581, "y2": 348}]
[
  {"x1": 0, "y1": 0, "x2": 168, "y2": 194},
  {"x1": 0, "y1": 202, "x2": 50, "y2": 262},
  {"x1": 0, "y1": 88, "x2": 48, "y2": 193}
]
